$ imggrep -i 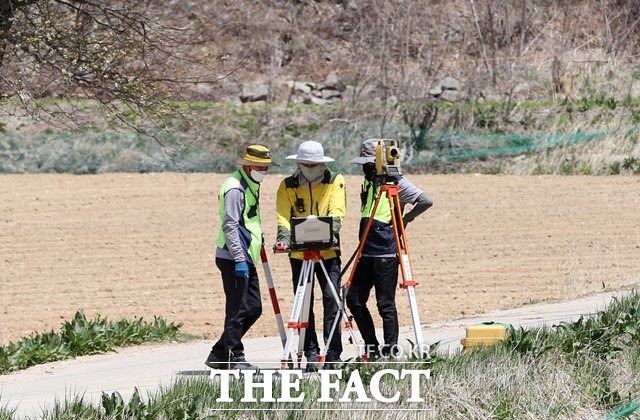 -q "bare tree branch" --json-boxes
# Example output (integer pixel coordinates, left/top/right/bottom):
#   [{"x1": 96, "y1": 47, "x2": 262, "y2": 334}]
[
  {"x1": 468, "y1": 0, "x2": 491, "y2": 77},
  {"x1": 0, "y1": 0, "x2": 248, "y2": 148}
]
